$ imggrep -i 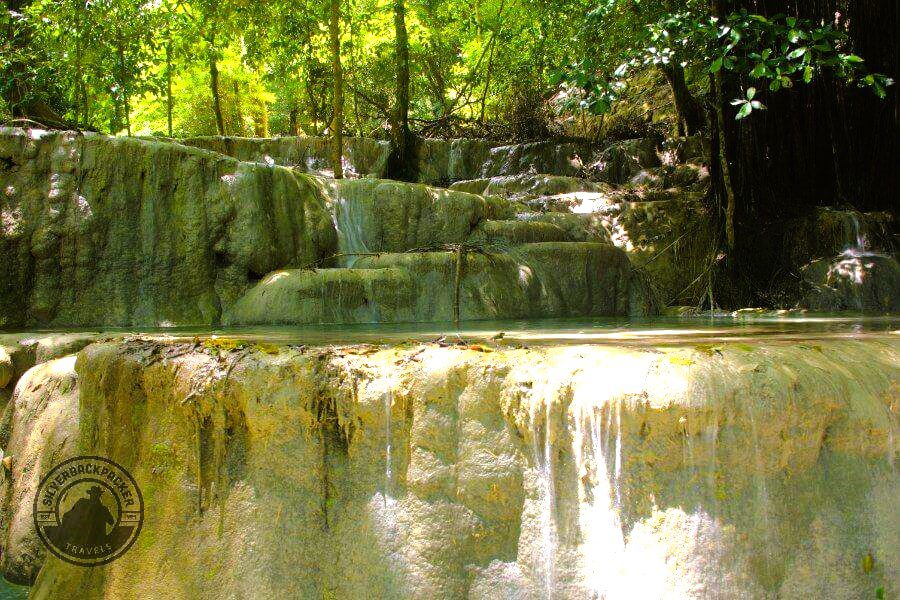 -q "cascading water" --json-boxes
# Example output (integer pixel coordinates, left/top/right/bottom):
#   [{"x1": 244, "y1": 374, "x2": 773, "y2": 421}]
[
  {"x1": 384, "y1": 389, "x2": 393, "y2": 500},
  {"x1": 328, "y1": 184, "x2": 371, "y2": 267},
  {"x1": 368, "y1": 387, "x2": 401, "y2": 576},
  {"x1": 573, "y1": 404, "x2": 627, "y2": 599},
  {"x1": 842, "y1": 212, "x2": 870, "y2": 257},
  {"x1": 531, "y1": 402, "x2": 559, "y2": 599}
]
